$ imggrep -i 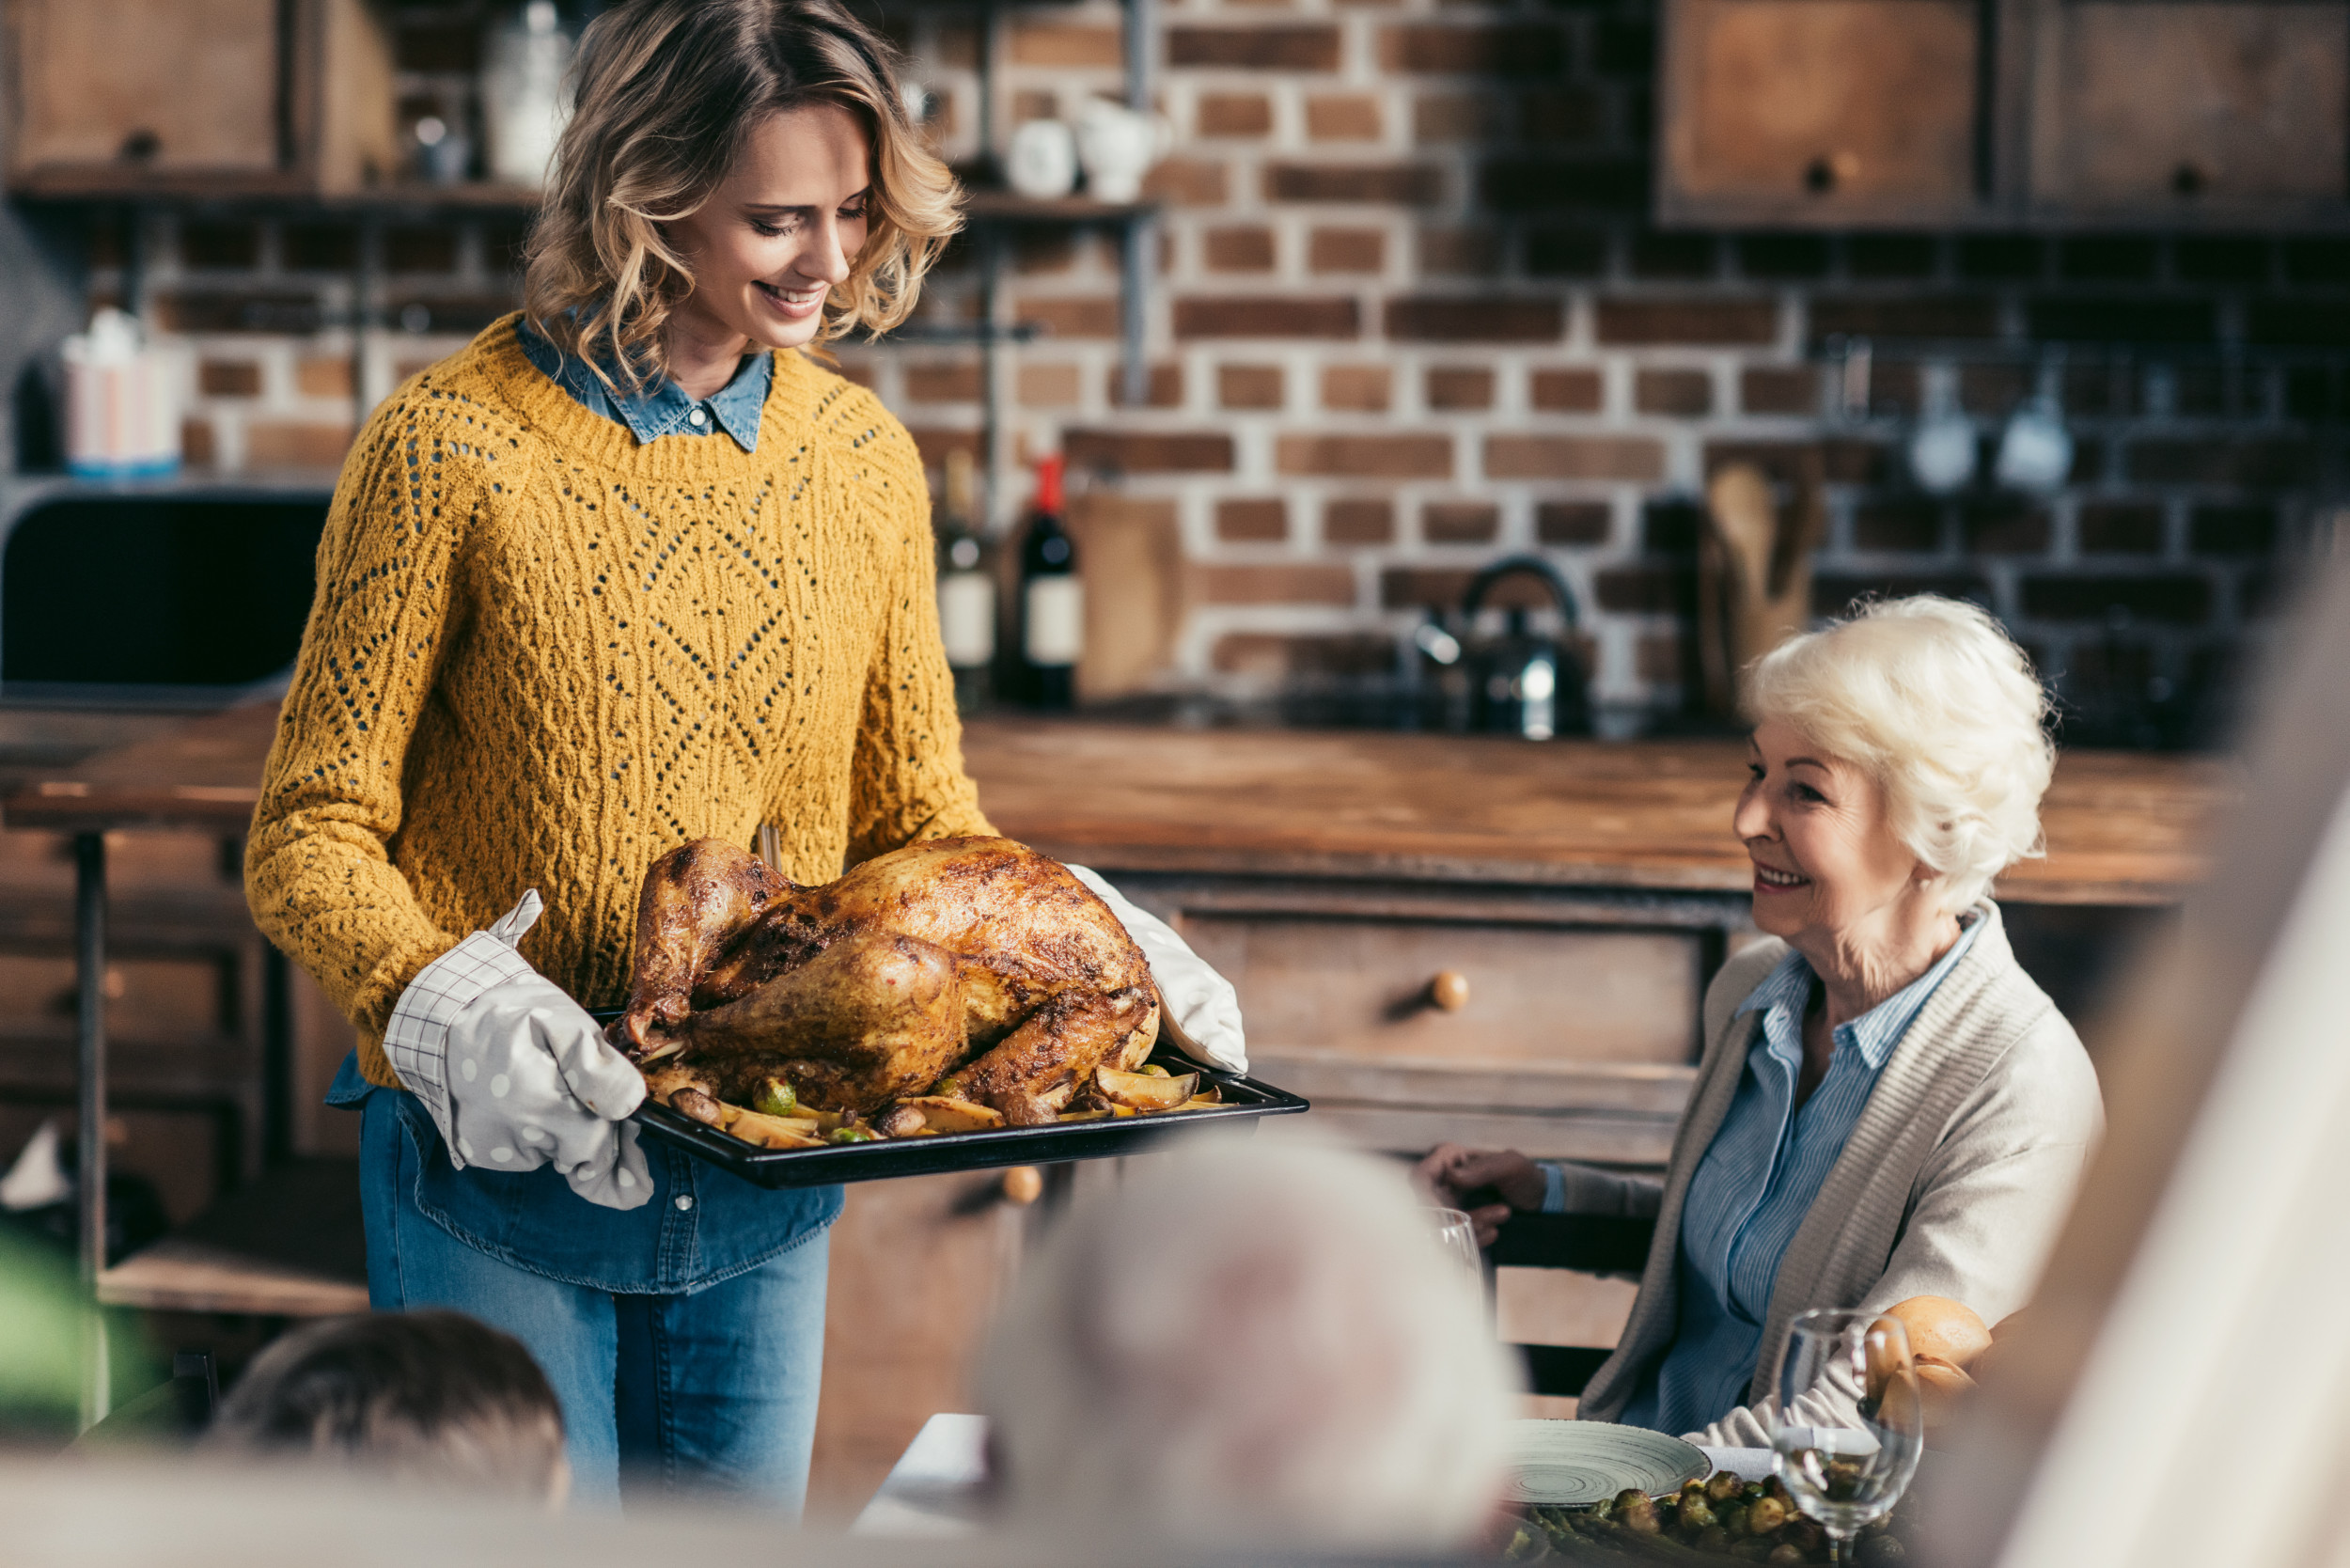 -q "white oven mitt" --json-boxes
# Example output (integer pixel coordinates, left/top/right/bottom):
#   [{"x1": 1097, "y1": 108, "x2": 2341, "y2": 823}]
[
  {"x1": 382, "y1": 890, "x2": 652, "y2": 1211},
  {"x1": 1069, "y1": 866, "x2": 1247, "y2": 1074}
]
